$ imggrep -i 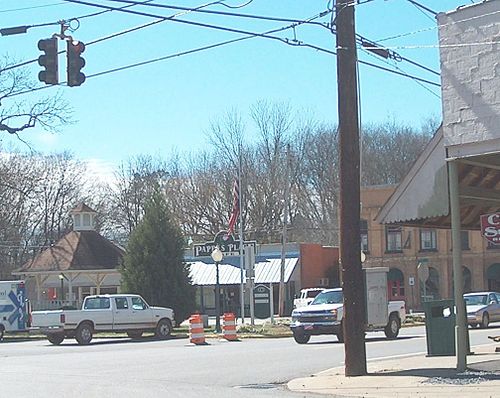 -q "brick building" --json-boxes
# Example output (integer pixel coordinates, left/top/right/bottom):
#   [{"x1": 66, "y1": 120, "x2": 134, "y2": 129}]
[{"x1": 361, "y1": 185, "x2": 500, "y2": 312}]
